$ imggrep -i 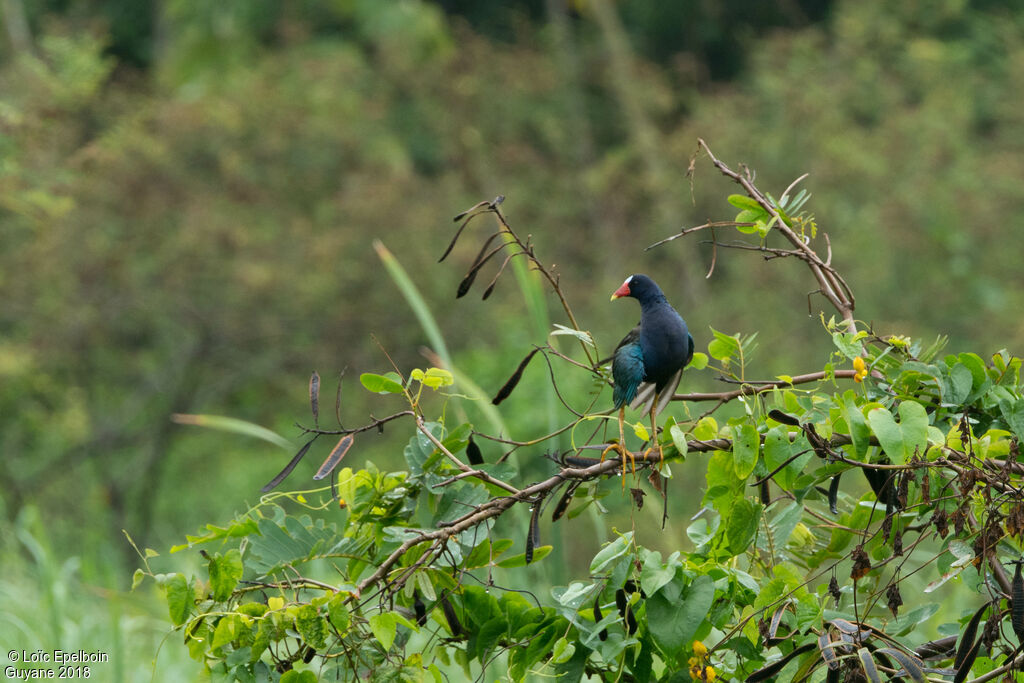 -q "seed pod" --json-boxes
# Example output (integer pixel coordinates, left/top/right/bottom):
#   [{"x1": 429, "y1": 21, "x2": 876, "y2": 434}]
[
  {"x1": 466, "y1": 435, "x2": 484, "y2": 465},
  {"x1": 828, "y1": 576, "x2": 841, "y2": 603},
  {"x1": 857, "y1": 647, "x2": 881, "y2": 683},
  {"x1": 1013, "y1": 562, "x2": 1024, "y2": 644},
  {"x1": 615, "y1": 589, "x2": 628, "y2": 623},
  {"x1": 261, "y1": 437, "x2": 317, "y2": 492},
  {"x1": 827, "y1": 474, "x2": 841, "y2": 515},
  {"x1": 302, "y1": 646, "x2": 316, "y2": 664},
  {"x1": 439, "y1": 594, "x2": 464, "y2": 637},
  {"x1": 745, "y1": 643, "x2": 816, "y2": 682},
  {"x1": 492, "y1": 348, "x2": 540, "y2": 405},
  {"x1": 593, "y1": 596, "x2": 608, "y2": 641},
  {"x1": 551, "y1": 482, "x2": 579, "y2": 522},
  {"x1": 314, "y1": 434, "x2": 354, "y2": 480},
  {"x1": 768, "y1": 409, "x2": 801, "y2": 426},
  {"x1": 413, "y1": 592, "x2": 427, "y2": 626},
  {"x1": 875, "y1": 648, "x2": 925, "y2": 682},
  {"x1": 525, "y1": 502, "x2": 541, "y2": 565},
  {"x1": 886, "y1": 583, "x2": 903, "y2": 618},
  {"x1": 309, "y1": 371, "x2": 320, "y2": 424},
  {"x1": 954, "y1": 603, "x2": 988, "y2": 672}
]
